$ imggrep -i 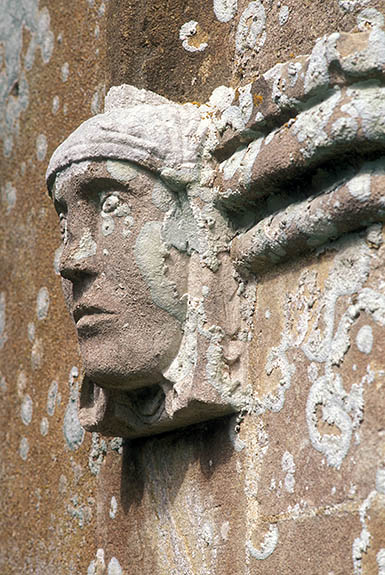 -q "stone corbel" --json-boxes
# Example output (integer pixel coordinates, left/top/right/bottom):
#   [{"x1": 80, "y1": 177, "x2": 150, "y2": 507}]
[{"x1": 49, "y1": 26, "x2": 385, "y2": 439}]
